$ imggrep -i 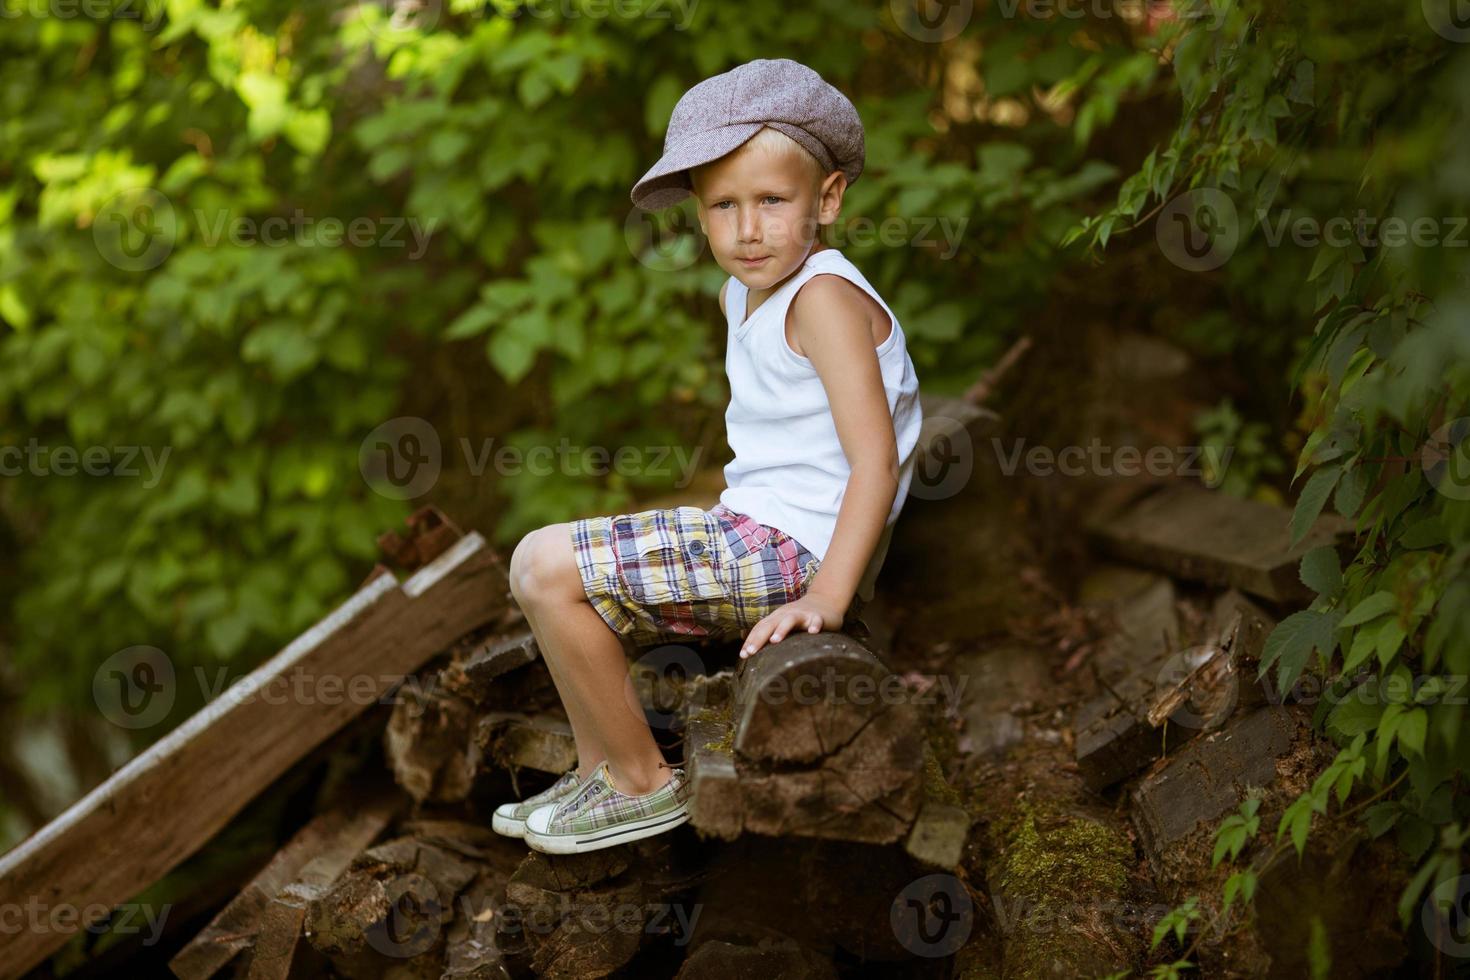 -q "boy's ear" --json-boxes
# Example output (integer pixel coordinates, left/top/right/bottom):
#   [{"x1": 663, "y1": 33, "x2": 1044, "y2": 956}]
[{"x1": 817, "y1": 170, "x2": 847, "y2": 225}]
